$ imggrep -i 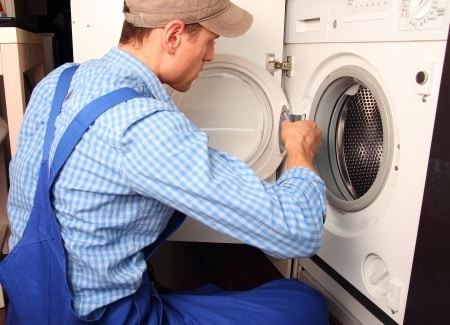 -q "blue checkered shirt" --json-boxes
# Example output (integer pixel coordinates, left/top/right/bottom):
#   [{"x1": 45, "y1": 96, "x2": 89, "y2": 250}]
[{"x1": 7, "y1": 48, "x2": 326, "y2": 316}]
